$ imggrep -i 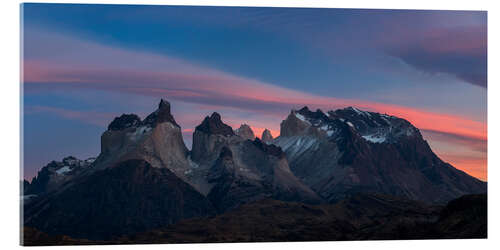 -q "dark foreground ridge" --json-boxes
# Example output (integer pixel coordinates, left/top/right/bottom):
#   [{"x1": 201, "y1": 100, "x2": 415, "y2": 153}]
[{"x1": 22, "y1": 193, "x2": 487, "y2": 245}]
